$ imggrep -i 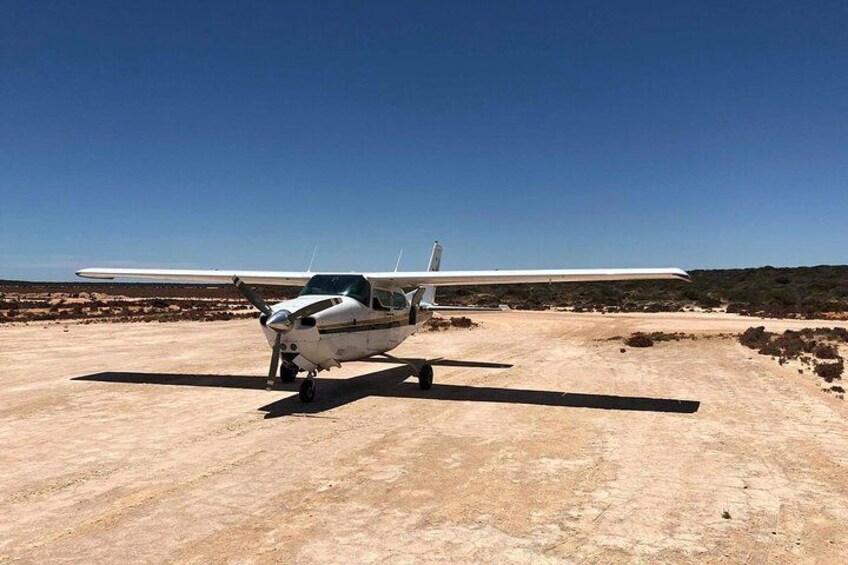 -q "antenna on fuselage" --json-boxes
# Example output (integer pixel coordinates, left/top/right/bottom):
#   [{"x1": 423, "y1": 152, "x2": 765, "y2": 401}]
[
  {"x1": 307, "y1": 245, "x2": 319, "y2": 272},
  {"x1": 394, "y1": 248, "x2": 403, "y2": 272}
]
